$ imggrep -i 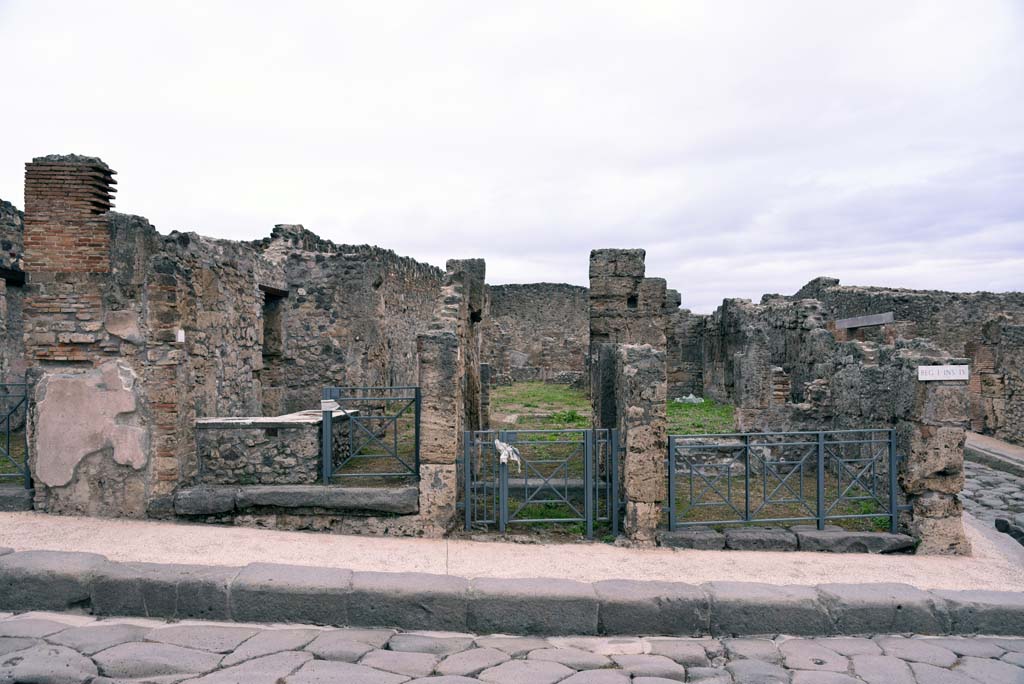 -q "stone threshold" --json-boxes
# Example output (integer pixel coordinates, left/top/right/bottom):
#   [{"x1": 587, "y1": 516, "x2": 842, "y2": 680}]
[
  {"x1": 174, "y1": 484, "x2": 419, "y2": 516},
  {"x1": 659, "y1": 525, "x2": 916, "y2": 554},
  {"x1": 0, "y1": 548, "x2": 1021, "y2": 638}
]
